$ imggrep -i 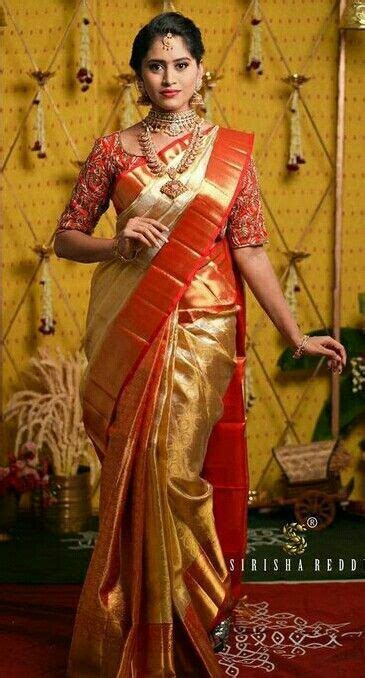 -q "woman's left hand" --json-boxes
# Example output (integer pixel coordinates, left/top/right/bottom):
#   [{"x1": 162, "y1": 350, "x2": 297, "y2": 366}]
[{"x1": 299, "y1": 335, "x2": 347, "y2": 374}]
